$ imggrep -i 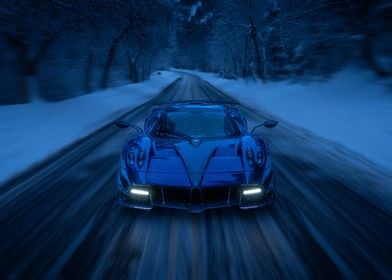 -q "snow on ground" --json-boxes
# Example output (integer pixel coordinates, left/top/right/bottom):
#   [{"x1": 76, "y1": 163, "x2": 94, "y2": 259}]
[
  {"x1": 179, "y1": 68, "x2": 392, "y2": 171},
  {"x1": 0, "y1": 71, "x2": 180, "y2": 183}
]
